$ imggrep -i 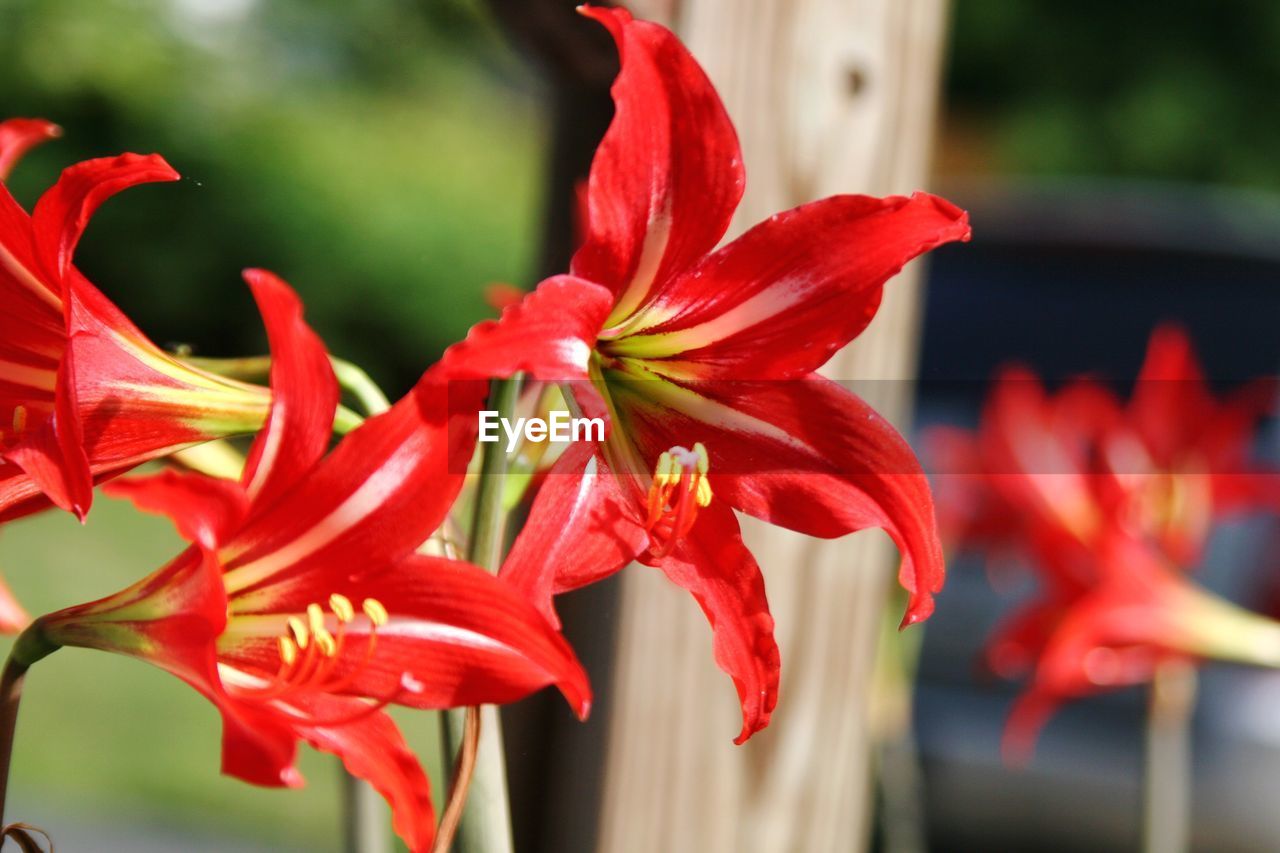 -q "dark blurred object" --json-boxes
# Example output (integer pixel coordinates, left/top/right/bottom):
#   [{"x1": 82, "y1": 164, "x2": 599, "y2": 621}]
[
  {"x1": 484, "y1": 0, "x2": 618, "y2": 276},
  {"x1": 913, "y1": 179, "x2": 1280, "y2": 853}
]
